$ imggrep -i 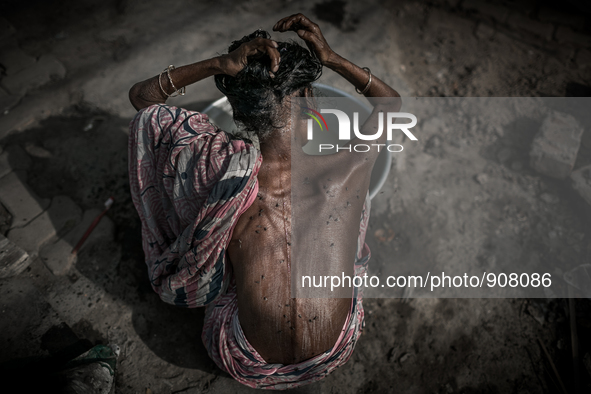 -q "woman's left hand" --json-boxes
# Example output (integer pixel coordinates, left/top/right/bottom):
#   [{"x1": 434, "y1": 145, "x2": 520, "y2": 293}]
[{"x1": 218, "y1": 37, "x2": 281, "y2": 77}]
